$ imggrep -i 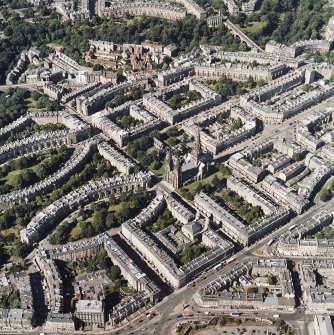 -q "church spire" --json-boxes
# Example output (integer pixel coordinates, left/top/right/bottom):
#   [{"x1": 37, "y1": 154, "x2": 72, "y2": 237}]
[
  {"x1": 174, "y1": 154, "x2": 181, "y2": 172},
  {"x1": 192, "y1": 129, "x2": 202, "y2": 163},
  {"x1": 166, "y1": 149, "x2": 173, "y2": 170}
]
